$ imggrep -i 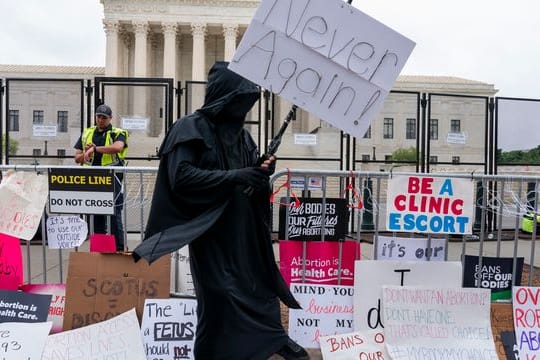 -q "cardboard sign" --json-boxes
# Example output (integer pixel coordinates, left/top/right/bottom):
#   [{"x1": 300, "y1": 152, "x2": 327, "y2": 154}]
[
  {"x1": 48, "y1": 168, "x2": 114, "y2": 215},
  {"x1": 288, "y1": 284, "x2": 354, "y2": 349},
  {"x1": 279, "y1": 198, "x2": 348, "y2": 241},
  {"x1": 463, "y1": 255, "x2": 524, "y2": 301},
  {"x1": 43, "y1": 308, "x2": 147, "y2": 360},
  {"x1": 386, "y1": 175, "x2": 474, "y2": 235},
  {"x1": 229, "y1": 0, "x2": 415, "y2": 139},
  {"x1": 0, "y1": 171, "x2": 48, "y2": 240},
  {"x1": 0, "y1": 289, "x2": 51, "y2": 323},
  {"x1": 63, "y1": 252, "x2": 171, "y2": 330},
  {"x1": 279, "y1": 240, "x2": 359, "y2": 286},
  {"x1": 0, "y1": 321, "x2": 52, "y2": 360},
  {"x1": 383, "y1": 286, "x2": 497, "y2": 359},
  {"x1": 0, "y1": 233, "x2": 23, "y2": 290},
  {"x1": 513, "y1": 287, "x2": 540, "y2": 358},
  {"x1": 141, "y1": 298, "x2": 198, "y2": 360},
  {"x1": 21, "y1": 283, "x2": 66, "y2": 334},
  {"x1": 374, "y1": 235, "x2": 446, "y2": 261},
  {"x1": 320, "y1": 331, "x2": 385, "y2": 360},
  {"x1": 46, "y1": 215, "x2": 88, "y2": 249}
]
